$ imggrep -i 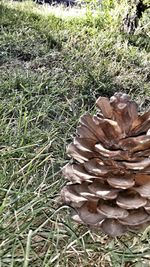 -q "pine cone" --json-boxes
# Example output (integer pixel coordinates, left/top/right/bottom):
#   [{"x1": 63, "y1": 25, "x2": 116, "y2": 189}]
[{"x1": 61, "y1": 92, "x2": 150, "y2": 237}]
